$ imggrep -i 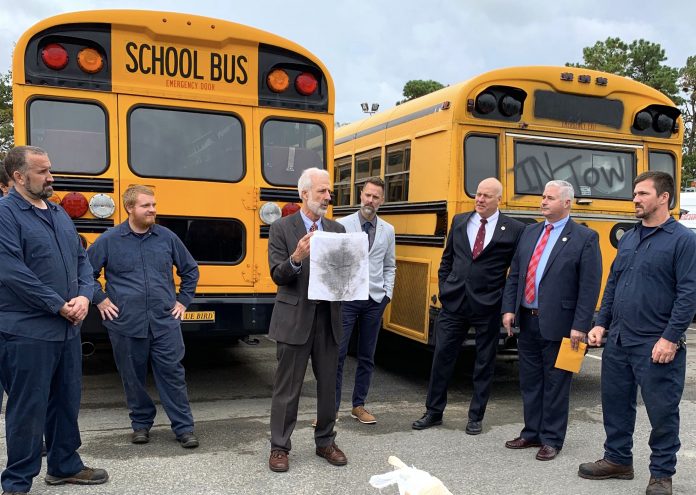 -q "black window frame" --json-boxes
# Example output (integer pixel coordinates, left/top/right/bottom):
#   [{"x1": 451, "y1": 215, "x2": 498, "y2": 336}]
[
  {"x1": 333, "y1": 156, "x2": 352, "y2": 207},
  {"x1": 384, "y1": 142, "x2": 411, "y2": 203},
  {"x1": 26, "y1": 96, "x2": 110, "y2": 175},
  {"x1": 260, "y1": 116, "x2": 327, "y2": 187},
  {"x1": 649, "y1": 150, "x2": 677, "y2": 209},
  {"x1": 464, "y1": 134, "x2": 499, "y2": 198},
  {"x1": 126, "y1": 104, "x2": 246, "y2": 183}
]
